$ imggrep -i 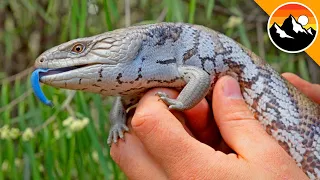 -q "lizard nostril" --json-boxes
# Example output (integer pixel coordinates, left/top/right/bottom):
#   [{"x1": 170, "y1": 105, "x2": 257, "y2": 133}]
[{"x1": 39, "y1": 57, "x2": 44, "y2": 63}]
